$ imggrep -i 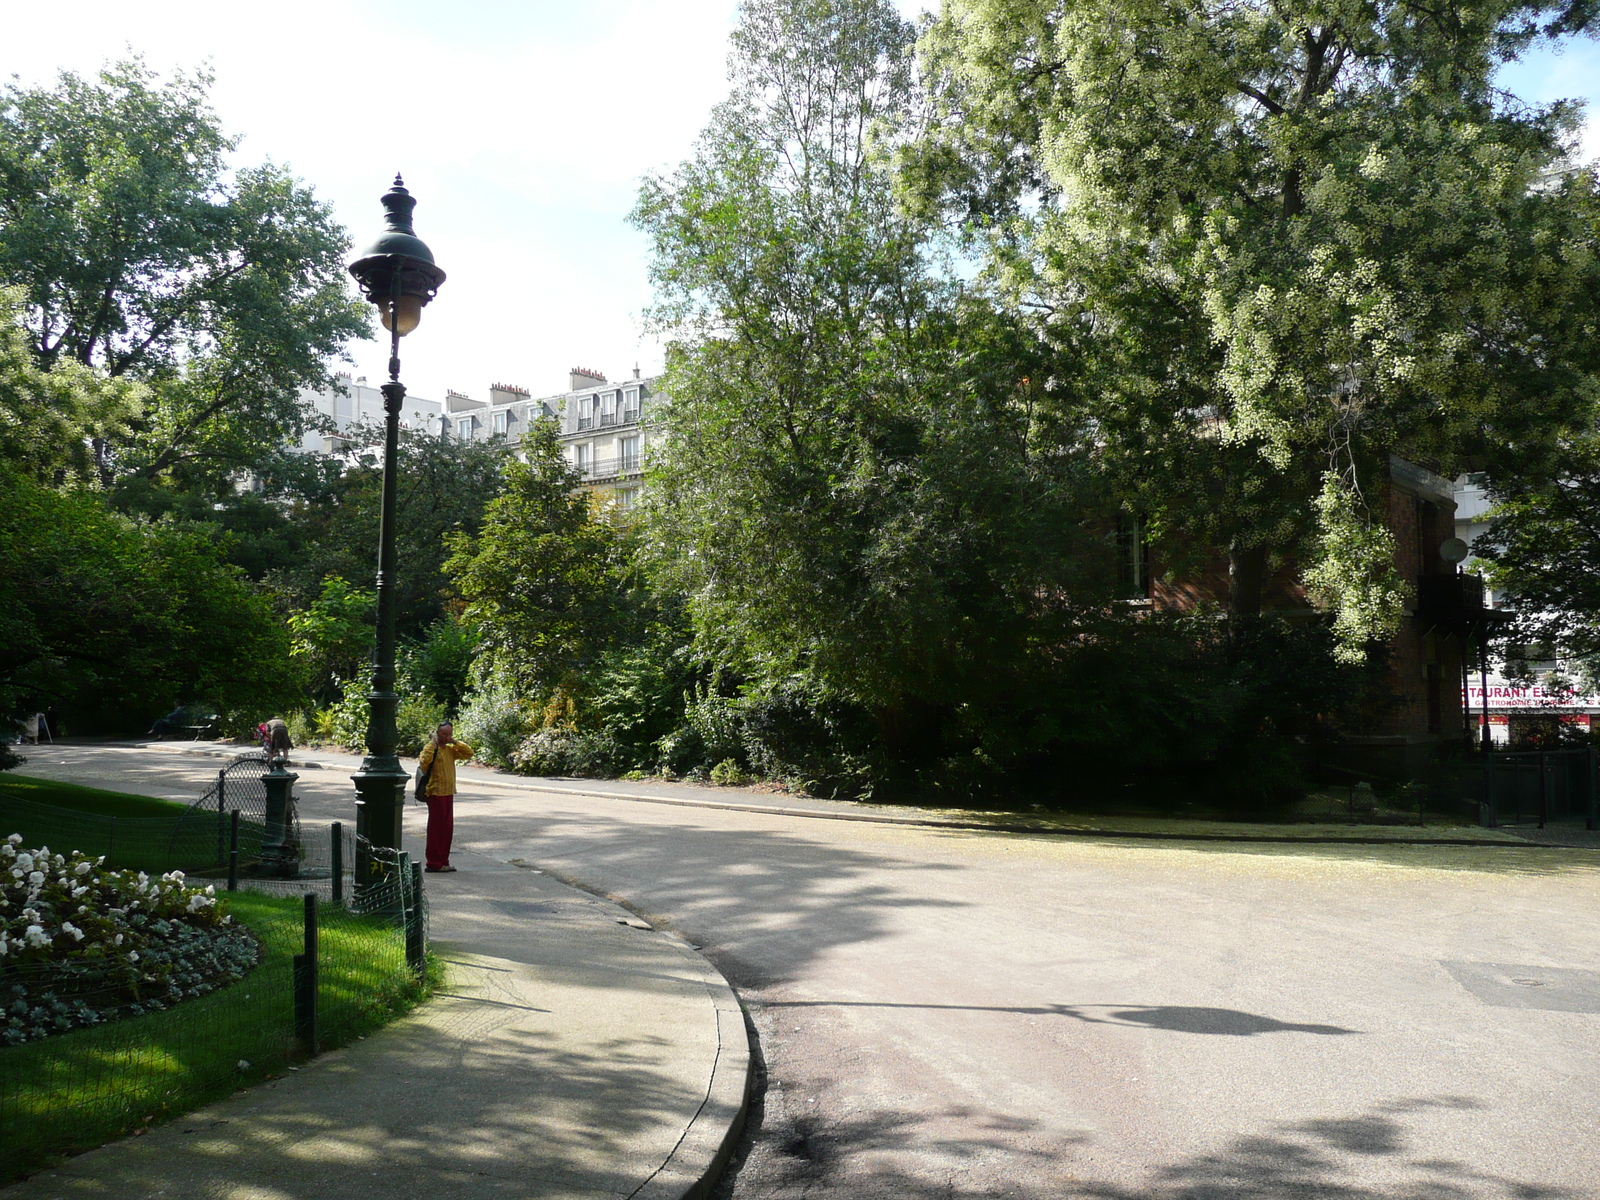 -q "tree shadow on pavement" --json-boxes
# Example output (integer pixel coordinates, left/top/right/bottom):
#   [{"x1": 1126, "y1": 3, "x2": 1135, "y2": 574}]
[
  {"x1": 469, "y1": 808, "x2": 970, "y2": 988},
  {"x1": 10, "y1": 1005, "x2": 717, "y2": 1200},
  {"x1": 760, "y1": 999, "x2": 1359, "y2": 1036},
  {"x1": 722, "y1": 1095, "x2": 1577, "y2": 1200}
]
